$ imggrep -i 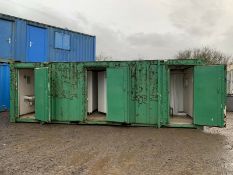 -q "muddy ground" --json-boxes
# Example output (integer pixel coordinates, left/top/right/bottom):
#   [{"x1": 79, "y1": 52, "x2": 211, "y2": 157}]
[{"x1": 0, "y1": 112, "x2": 233, "y2": 175}]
